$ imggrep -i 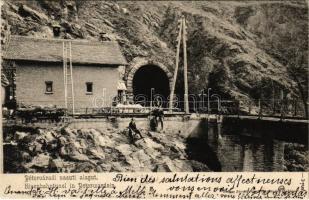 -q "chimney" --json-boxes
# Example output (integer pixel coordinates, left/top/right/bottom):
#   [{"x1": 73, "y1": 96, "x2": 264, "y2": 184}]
[
  {"x1": 99, "y1": 31, "x2": 111, "y2": 42},
  {"x1": 52, "y1": 23, "x2": 61, "y2": 38}
]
